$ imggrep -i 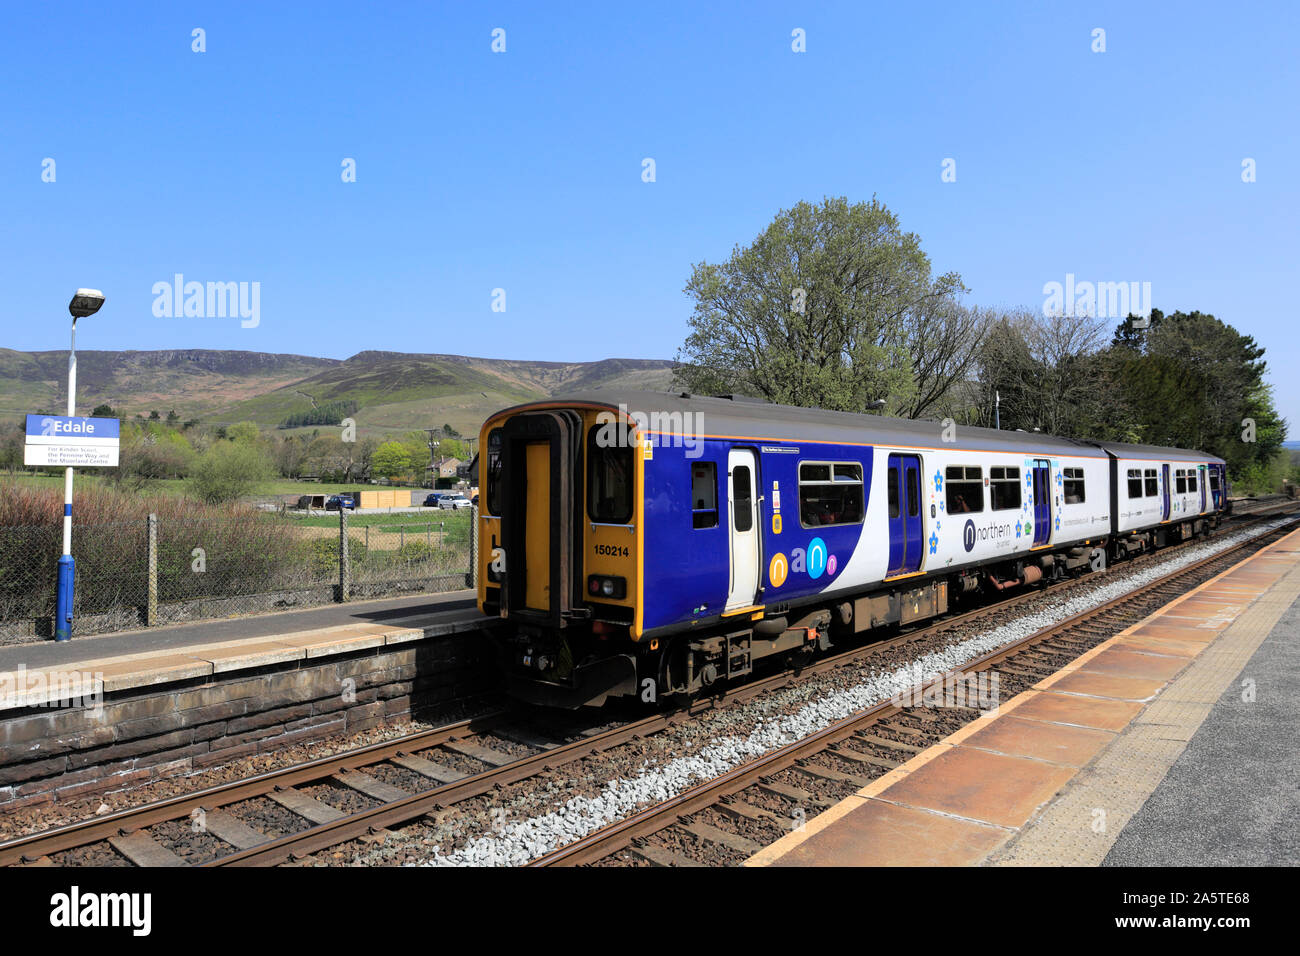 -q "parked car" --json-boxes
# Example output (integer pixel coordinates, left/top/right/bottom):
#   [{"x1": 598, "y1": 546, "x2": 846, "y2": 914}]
[
  {"x1": 437, "y1": 494, "x2": 472, "y2": 510},
  {"x1": 423, "y1": 492, "x2": 446, "y2": 507},
  {"x1": 325, "y1": 493, "x2": 357, "y2": 511}
]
